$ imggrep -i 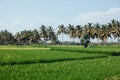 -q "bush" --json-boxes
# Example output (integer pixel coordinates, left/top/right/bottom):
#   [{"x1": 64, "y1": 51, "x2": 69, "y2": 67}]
[{"x1": 80, "y1": 33, "x2": 90, "y2": 48}]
